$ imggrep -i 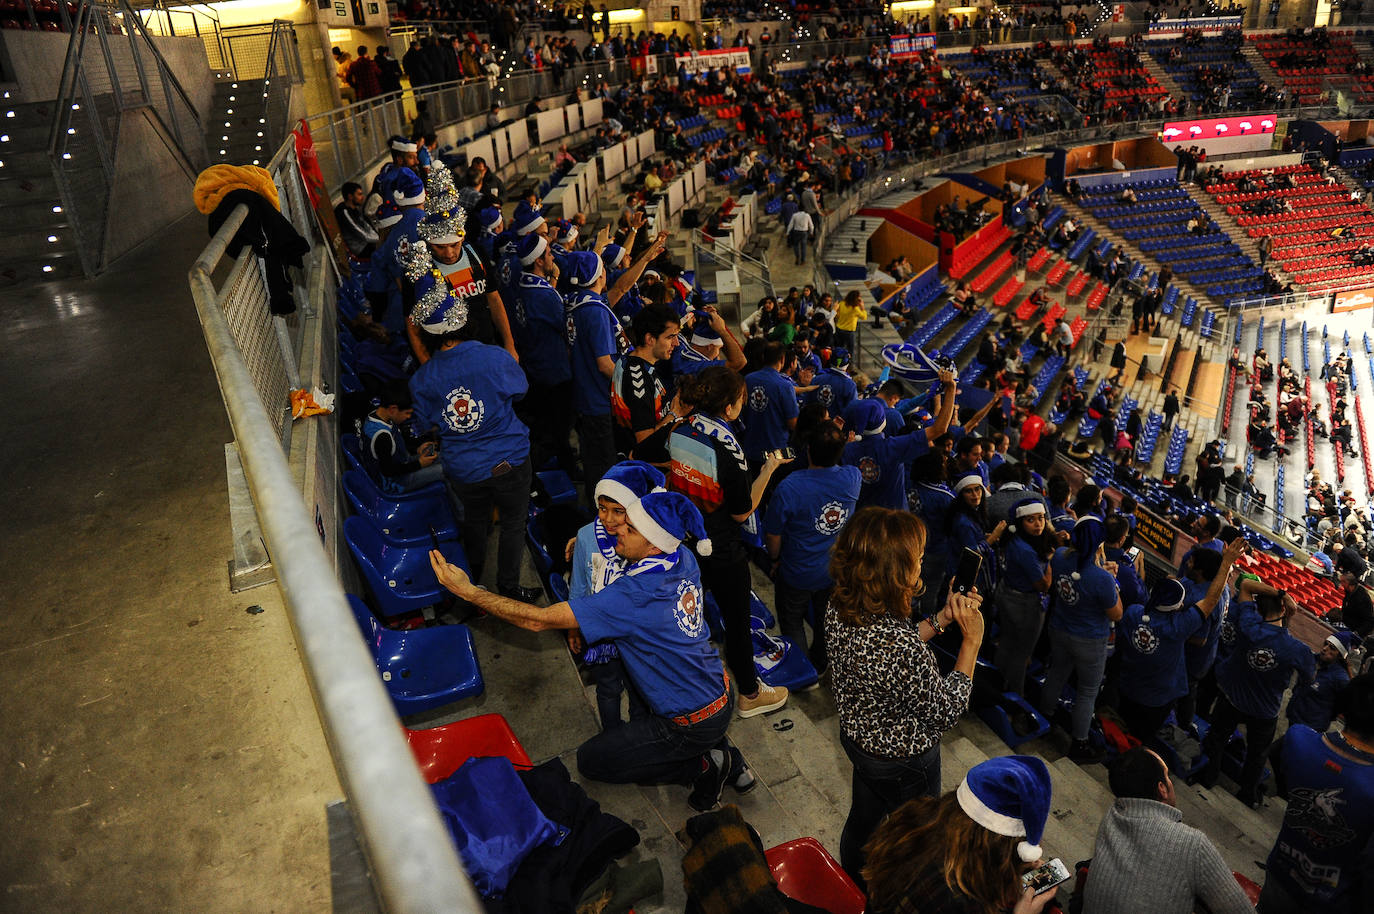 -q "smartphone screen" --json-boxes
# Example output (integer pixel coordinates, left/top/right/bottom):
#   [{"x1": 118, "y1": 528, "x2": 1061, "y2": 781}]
[
  {"x1": 951, "y1": 548, "x2": 983, "y2": 596},
  {"x1": 1022, "y1": 857, "x2": 1071, "y2": 895}
]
